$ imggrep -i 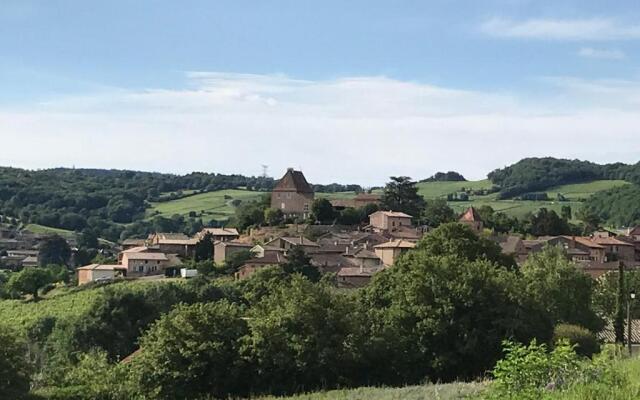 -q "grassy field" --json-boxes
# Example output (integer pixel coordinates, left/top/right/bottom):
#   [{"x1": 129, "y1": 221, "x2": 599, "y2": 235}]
[
  {"x1": 146, "y1": 180, "x2": 629, "y2": 223},
  {"x1": 147, "y1": 189, "x2": 265, "y2": 220},
  {"x1": 417, "y1": 179, "x2": 494, "y2": 199},
  {"x1": 259, "y1": 382, "x2": 485, "y2": 400},
  {"x1": 24, "y1": 223, "x2": 76, "y2": 239}
]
